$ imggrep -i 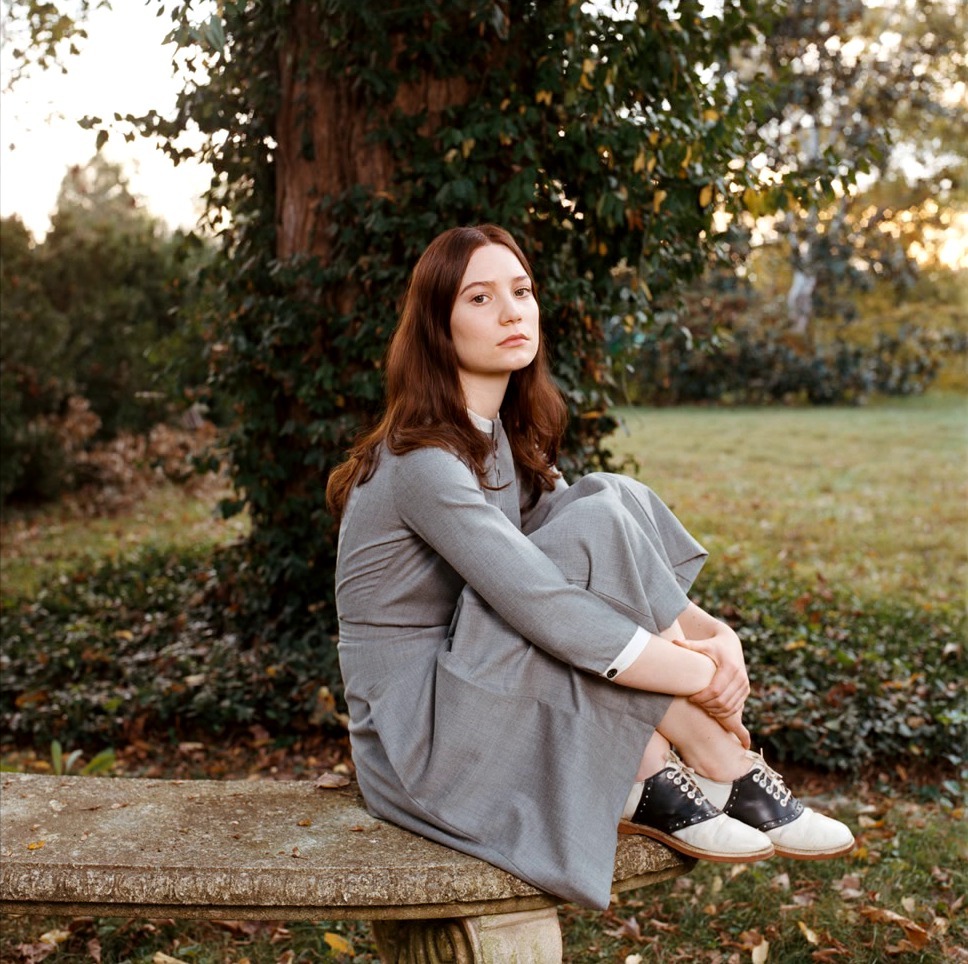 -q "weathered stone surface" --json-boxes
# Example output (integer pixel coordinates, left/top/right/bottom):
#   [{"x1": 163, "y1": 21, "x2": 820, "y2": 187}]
[{"x1": 0, "y1": 773, "x2": 691, "y2": 921}]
